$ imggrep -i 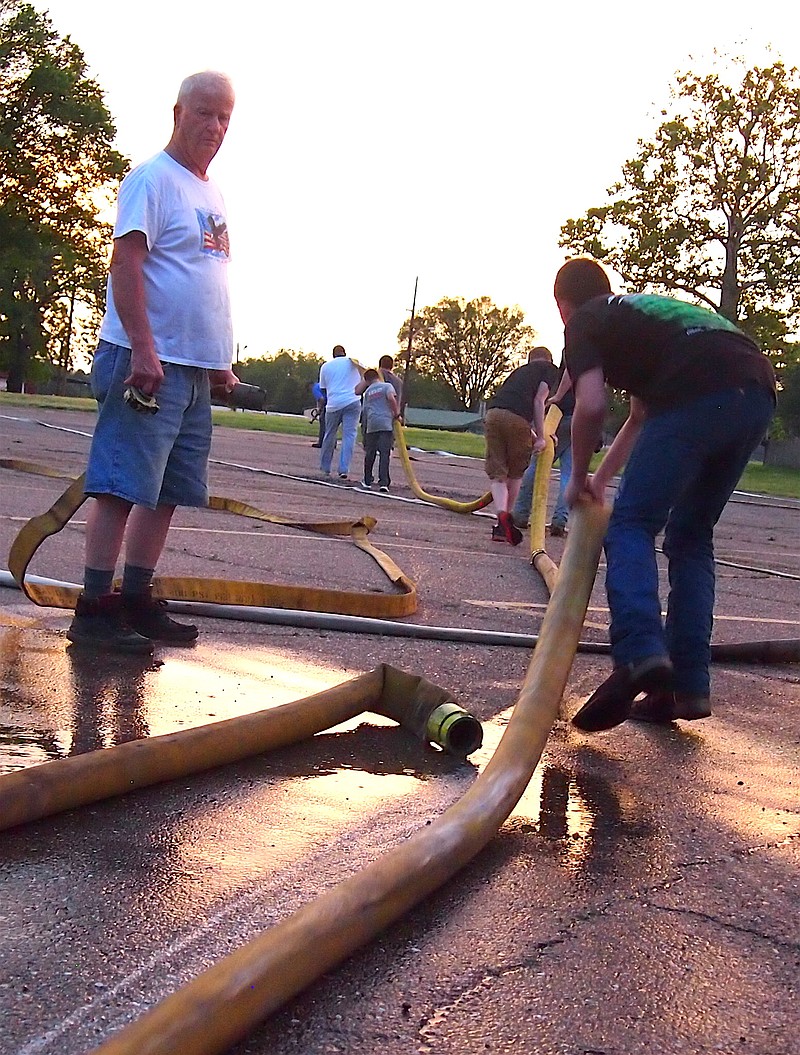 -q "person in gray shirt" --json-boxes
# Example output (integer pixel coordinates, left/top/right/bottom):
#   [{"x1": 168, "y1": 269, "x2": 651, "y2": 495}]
[{"x1": 355, "y1": 368, "x2": 401, "y2": 491}]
